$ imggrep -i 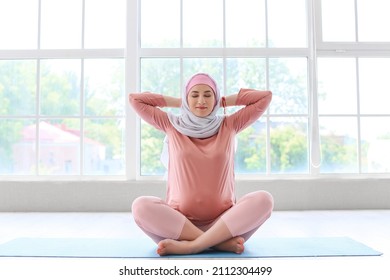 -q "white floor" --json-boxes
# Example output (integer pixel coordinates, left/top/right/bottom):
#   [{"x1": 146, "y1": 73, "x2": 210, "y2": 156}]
[{"x1": 0, "y1": 210, "x2": 389, "y2": 279}]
